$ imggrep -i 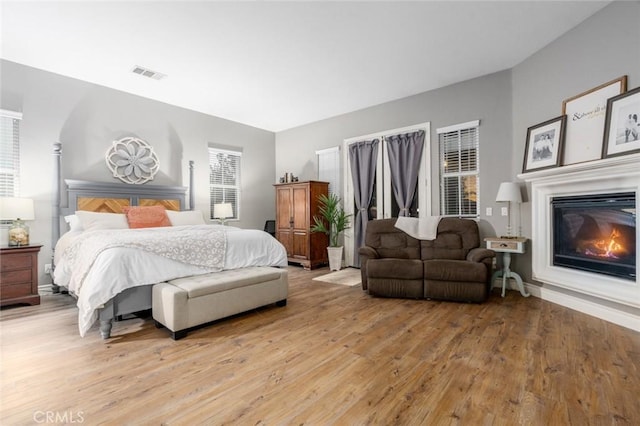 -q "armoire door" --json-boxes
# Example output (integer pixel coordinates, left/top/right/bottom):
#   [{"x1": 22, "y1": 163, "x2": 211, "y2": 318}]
[
  {"x1": 291, "y1": 185, "x2": 309, "y2": 259},
  {"x1": 275, "y1": 186, "x2": 293, "y2": 256}
]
